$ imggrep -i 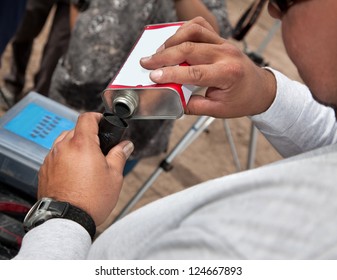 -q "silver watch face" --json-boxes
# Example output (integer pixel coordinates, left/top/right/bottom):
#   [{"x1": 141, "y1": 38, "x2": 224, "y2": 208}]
[{"x1": 23, "y1": 198, "x2": 68, "y2": 231}]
